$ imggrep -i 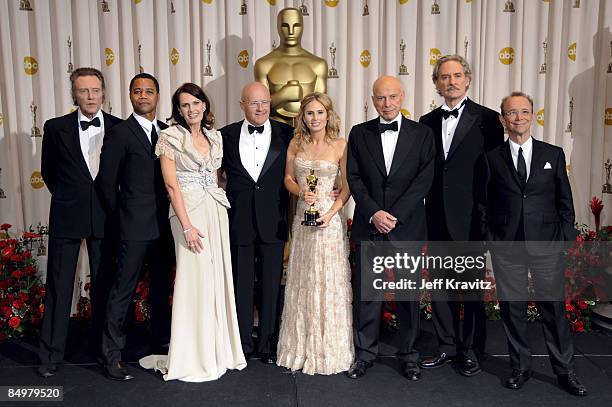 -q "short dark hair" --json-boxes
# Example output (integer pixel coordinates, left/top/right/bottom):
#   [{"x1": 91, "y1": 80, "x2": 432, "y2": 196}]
[
  {"x1": 168, "y1": 83, "x2": 215, "y2": 130},
  {"x1": 500, "y1": 91, "x2": 534, "y2": 115},
  {"x1": 129, "y1": 72, "x2": 159, "y2": 93},
  {"x1": 69, "y1": 67, "x2": 105, "y2": 105}
]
